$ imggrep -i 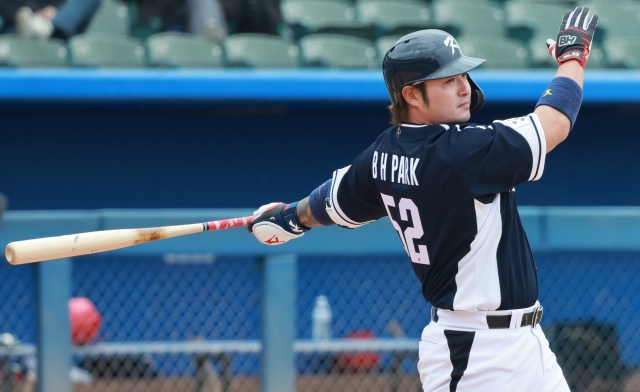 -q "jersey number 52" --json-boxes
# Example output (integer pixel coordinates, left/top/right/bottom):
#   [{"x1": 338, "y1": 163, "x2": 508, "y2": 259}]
[{"x1": 381, "y1": 193, "x2": 430, "y2": 265}]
